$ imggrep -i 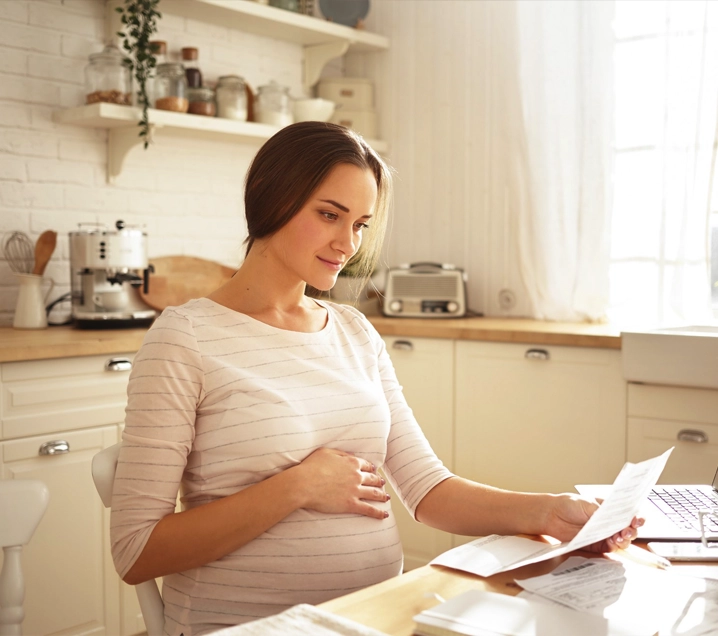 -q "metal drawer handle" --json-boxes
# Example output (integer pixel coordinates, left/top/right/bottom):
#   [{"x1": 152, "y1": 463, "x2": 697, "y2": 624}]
[
  {"x1": 39, "y1": 440, "x2": 70, "y2": 456},
  {"x1": 392, "y1": 340, "x2": 414, "y2": 352},
  {"x1": 525, "y1": 348, "x2": 550, "y2": 361},
  {"x1": 677, "y1": 429, "x2": 709, "y2": 444},
  {"x1": 105, "y1": 357, "x2": 132, "y2": 372}
]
